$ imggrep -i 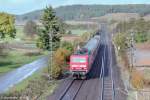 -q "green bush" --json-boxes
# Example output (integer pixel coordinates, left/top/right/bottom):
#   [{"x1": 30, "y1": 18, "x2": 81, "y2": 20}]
[
  {"x1": 135, "y1": 32, "x2": 148, "y2": 43},
  {"x1": 51, "y1": 63, "x2": 62, "y2": 79},
  {"x1": 113, "y1": 33, "x2": 128, "y2": 53},
  {"x1": 60, "y1": 41, "x2": 74, "y2": 53}
]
